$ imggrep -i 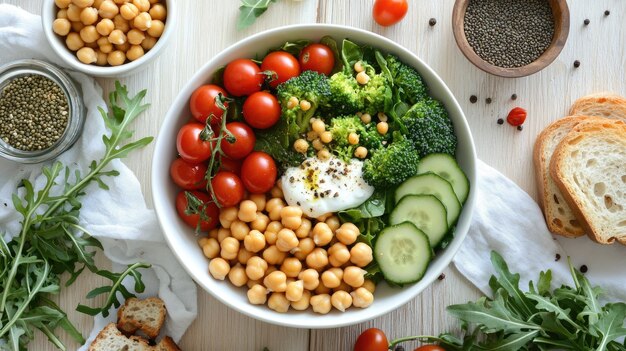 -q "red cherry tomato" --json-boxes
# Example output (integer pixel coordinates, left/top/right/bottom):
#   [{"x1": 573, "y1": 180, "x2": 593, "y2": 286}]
[
  {"x1": 240, "y1": 152, "x2": 277, "y2": 194},
  {"x1": 175, "y1": 191, "x2": 219, "y2": 231},
  {"x1": 414, "y1": 346, "x2": 447, "y2": 351},
  {"x1": 299, "y1": 43, "x2": 335, "y2": 76},
  {"x1": 219, "y1": 156, "x2": 242, "y2": 176},
  {"x1": 223, "y1": 59, "x2": 264, "y2": 97},
  {"x1": 373, "y1": 0, "x2": 408, "y2": 27},
  {"x1": 354, "y1": 328, "x2": 389, "y2": 351},
  {"x1": 176, "y1": 123, "x2": 215, "y2": 163},
  {"x1": 170, "y1": 158, "x2": 208, "y2": 190},
  {"x1": 261, "y1": 51, "x2": 301, "y2": 88},
  {"x1": 220, "y1": 122, "x2": 256, "y2": 160},
  {"x1": 211, "y1": 171, "x2": 244, "y2": 207},
  {"x1": 506, "y1": 107, "x2": 527, "y2": 126},
  {"x1": 189, "y1": 84, "x2": 228, "y2": 125},
  {"x1": 242, "y1": 91, "x2": 281, "y2": 129}
]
